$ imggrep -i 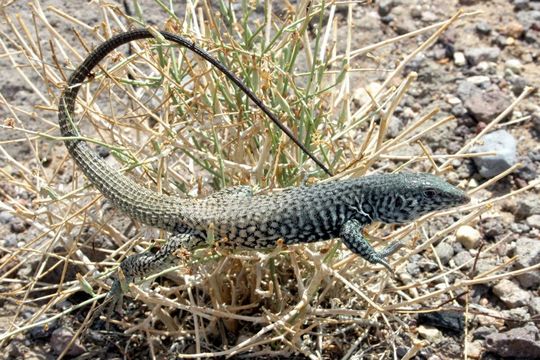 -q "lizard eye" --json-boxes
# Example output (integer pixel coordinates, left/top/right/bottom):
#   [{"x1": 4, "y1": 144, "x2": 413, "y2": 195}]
[{"x1": 423, "y1": 188, "x2": 437, "y2": 198}]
